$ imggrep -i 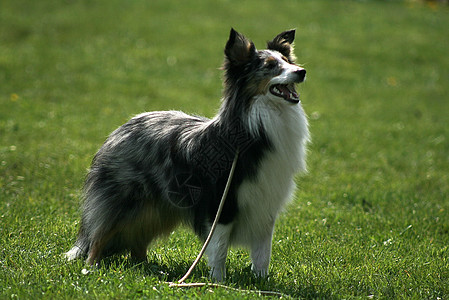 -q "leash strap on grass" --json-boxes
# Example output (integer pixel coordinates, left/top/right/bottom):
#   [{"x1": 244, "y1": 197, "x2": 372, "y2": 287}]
[
  {"x1": 168, "y1": 282, "x2": 288, "y2": 298},
  {"x1": 177, "y1": 149, "x2": 239, "y2": 284}
]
